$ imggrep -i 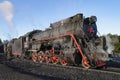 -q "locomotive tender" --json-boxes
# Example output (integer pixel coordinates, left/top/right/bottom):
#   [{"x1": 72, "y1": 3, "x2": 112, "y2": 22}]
[{"x1": 4, "y1": 13, "x2": 107, "y2": 68}]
